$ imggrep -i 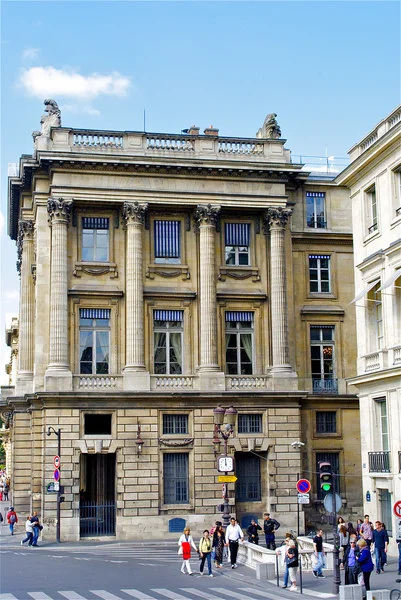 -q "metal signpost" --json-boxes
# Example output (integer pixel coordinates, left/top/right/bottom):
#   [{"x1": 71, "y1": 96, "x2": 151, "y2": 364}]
[
  {"x1": 47, "y1": 427, "x2": 62, "y2": 543},
  {"x1": 296, "y1": 478, "x2": 311, "y2": 536}
]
